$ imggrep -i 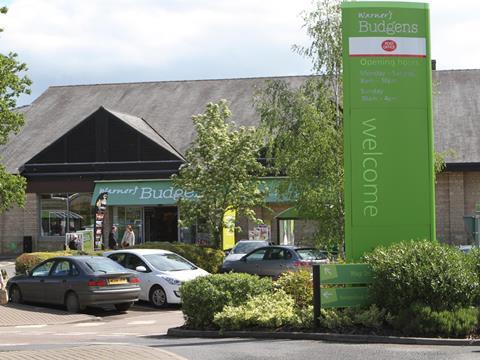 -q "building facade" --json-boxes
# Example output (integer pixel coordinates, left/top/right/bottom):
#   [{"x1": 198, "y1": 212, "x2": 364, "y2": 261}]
[{"x1": 0, "y1": 71, "x2": 479, "y2": 254}]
